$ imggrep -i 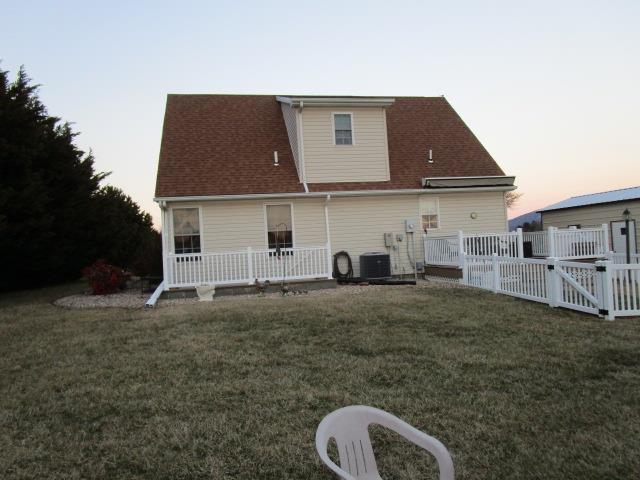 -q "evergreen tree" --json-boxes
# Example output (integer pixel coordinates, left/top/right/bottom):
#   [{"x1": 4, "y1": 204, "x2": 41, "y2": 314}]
[
  {"x1": 91, "y1": 185, "x2": 161, "y2": 274},
  {"x1": 0, "y1": 66, "x2": 159, "y2": 291}
]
